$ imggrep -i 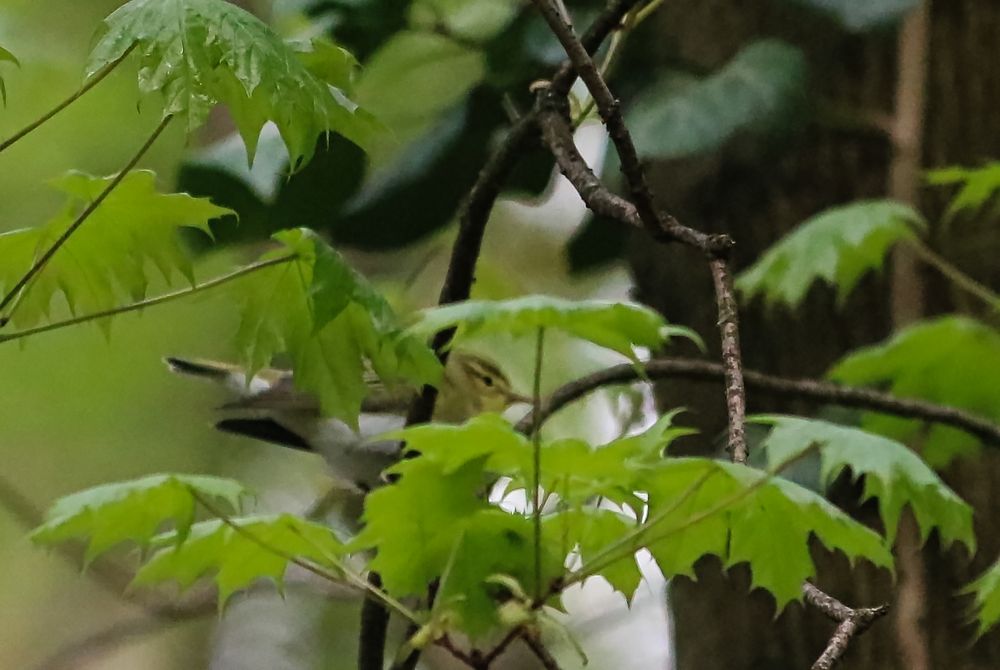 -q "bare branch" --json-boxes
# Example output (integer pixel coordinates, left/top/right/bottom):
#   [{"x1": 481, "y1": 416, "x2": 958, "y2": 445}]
[
  {"x1": 709, "y1": 259, "x2": 748, "y2": 463},
  {"x1": 516, "y1": 356, "x2": 1000, "y2": 446},
  {"x1": 522, "y1": 633, "x2": 564, "y2": 670},
  {"x1": 534, "y1": 90, "x2": 746, "y2": 459},
  {"x1": 530, "y1": 1, "x2": 730, "y2": 254},
  {"x1": 803, "y1": 583, "x2": 889, "y2": 670}
]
